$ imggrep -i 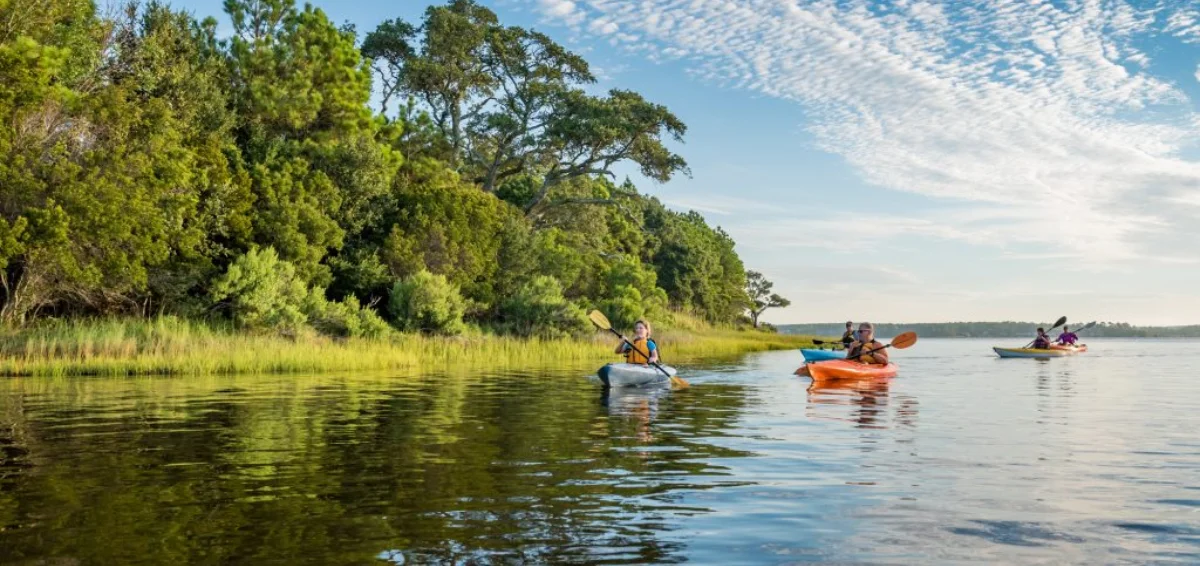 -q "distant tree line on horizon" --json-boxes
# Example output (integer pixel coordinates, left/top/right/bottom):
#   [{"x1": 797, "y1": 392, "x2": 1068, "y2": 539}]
[
  {"x1": 0, "y1": 0, "x2": 788, "y2": 338},
  {"x1": 778, "y1": 322, "x2": 1200, "y2": 339}
]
